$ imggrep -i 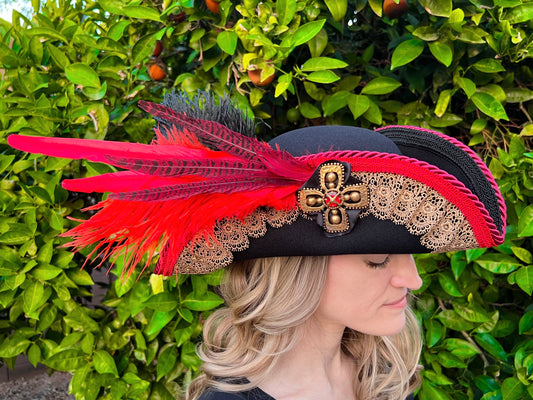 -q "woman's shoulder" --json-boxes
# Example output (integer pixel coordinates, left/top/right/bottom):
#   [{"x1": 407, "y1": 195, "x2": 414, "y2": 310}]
[
  {"x1": 198, "y1": 387, "x2": 274, "y2": 400},
  {"x1": 197, "y1": 391, "x2": 244, "y2": 400},
  {"x1": 197, "y1": 388, "x2": 413, "y2": 400}
]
